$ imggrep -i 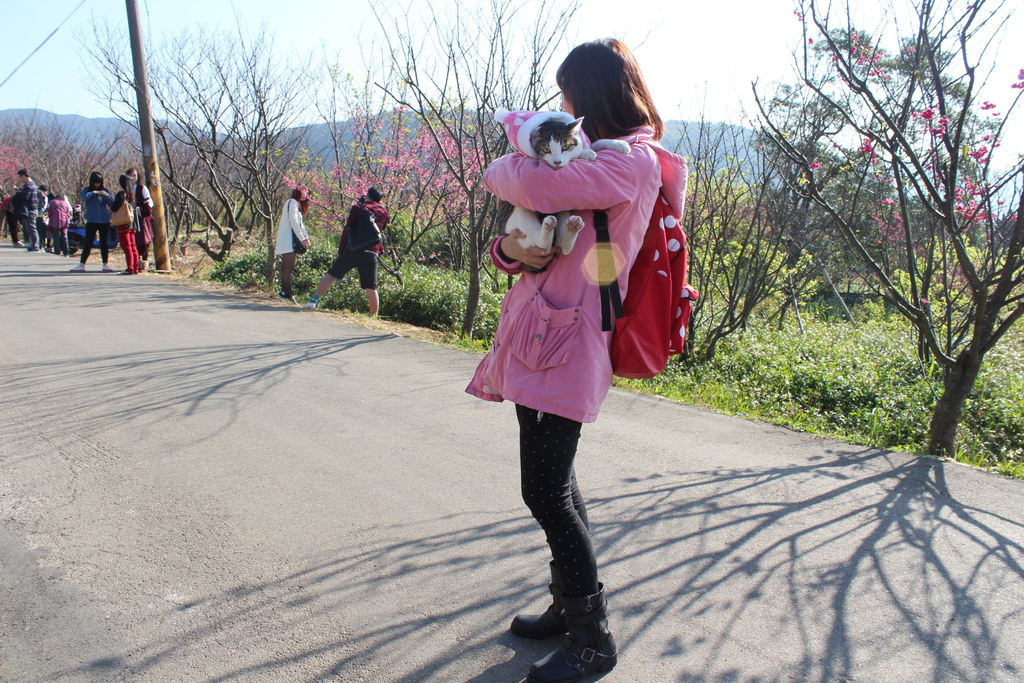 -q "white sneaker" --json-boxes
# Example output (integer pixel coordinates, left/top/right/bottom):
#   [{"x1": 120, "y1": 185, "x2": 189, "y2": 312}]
[
  {"x1": 69, "y1": 263, "x2": 86, "y2": 272},
  {"x1": 302, "y1": 300, "x2": 319, "y2": 310},
  {"x1": 102, "y1": 263, "x2": 114, "y2": 272}
]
